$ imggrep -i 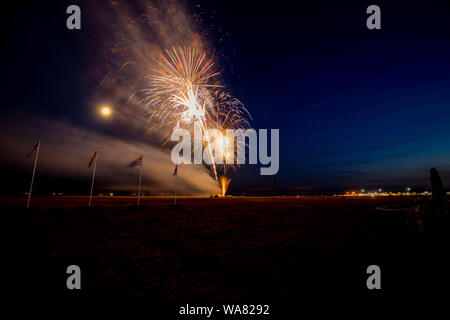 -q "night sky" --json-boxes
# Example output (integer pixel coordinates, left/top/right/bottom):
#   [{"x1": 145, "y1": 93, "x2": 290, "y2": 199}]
[{"x1": 1, "y1": 0, "x2": 450, "y2": 195}]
